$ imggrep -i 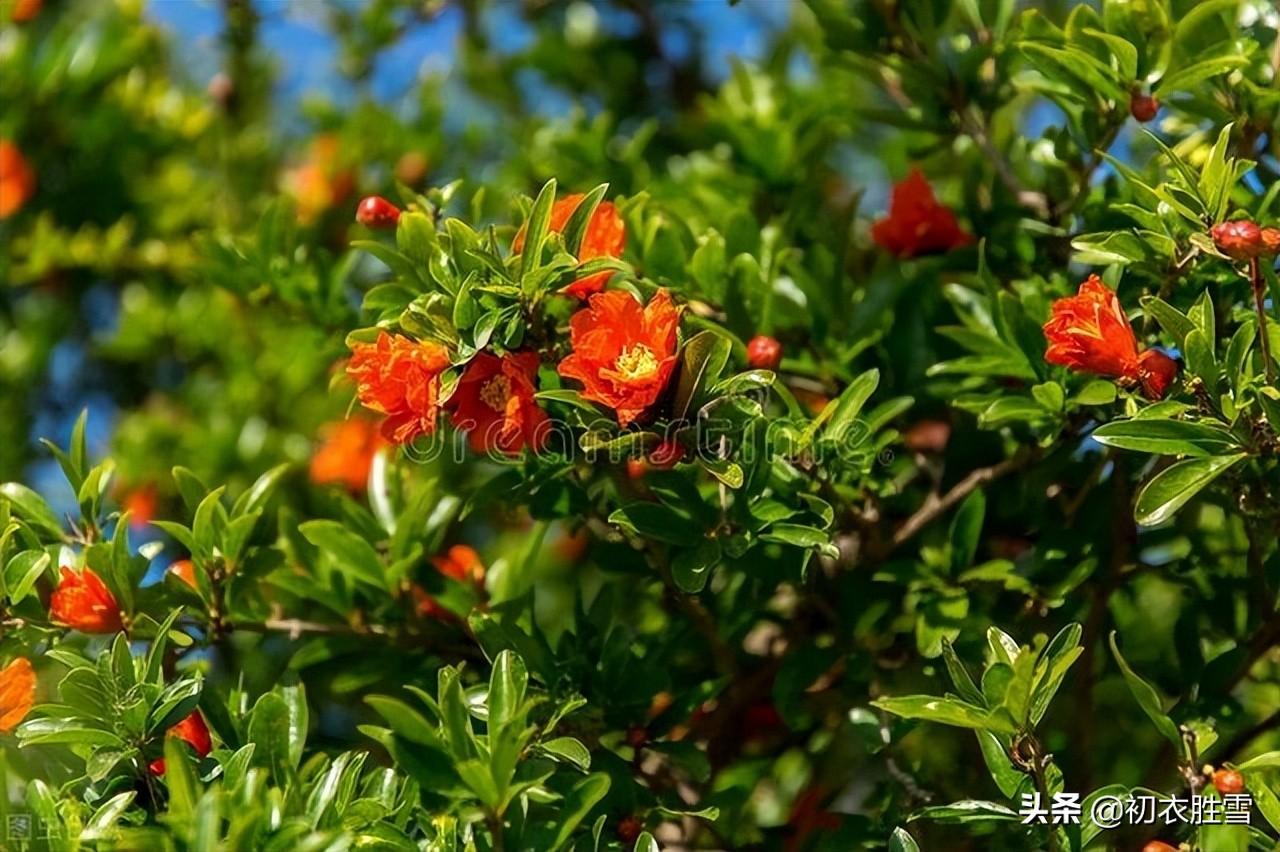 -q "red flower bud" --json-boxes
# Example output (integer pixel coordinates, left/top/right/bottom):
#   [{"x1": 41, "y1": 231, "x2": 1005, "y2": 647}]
[
  {"x1": 148, "y1": 711, "x2": 213, "y2": 776},
  {"x1": 50, "y1": 567, "x2": 124, "y2": 634},
  {"x1": 1211, "y1": 220, "x2": 1263, "y2": 261},
  {"x1": 1260, "y1": 227, "x2": 1280, "y2": 257},
  {"x1": 617, "y1": 816, "x2": 644, "y2": 844},
  {"x1": 625, "y1": 726, "x2": 648, "y2": 749},
  {"x1": 356, "y1": 195, "x2": 401, "y2": 229},
  {"x1": 1142, "y1": 843, "x2": 1178, "y2": 852},
  {"x1": 1212, "y1": 768, "x2": 1245, "y2": 795},
  {"x1": 746, "y1": 335, "x2": 783, "y2": 370},
  {"x1": 1129, "y1": 93, "x2": 1159, "y2": 123}
]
